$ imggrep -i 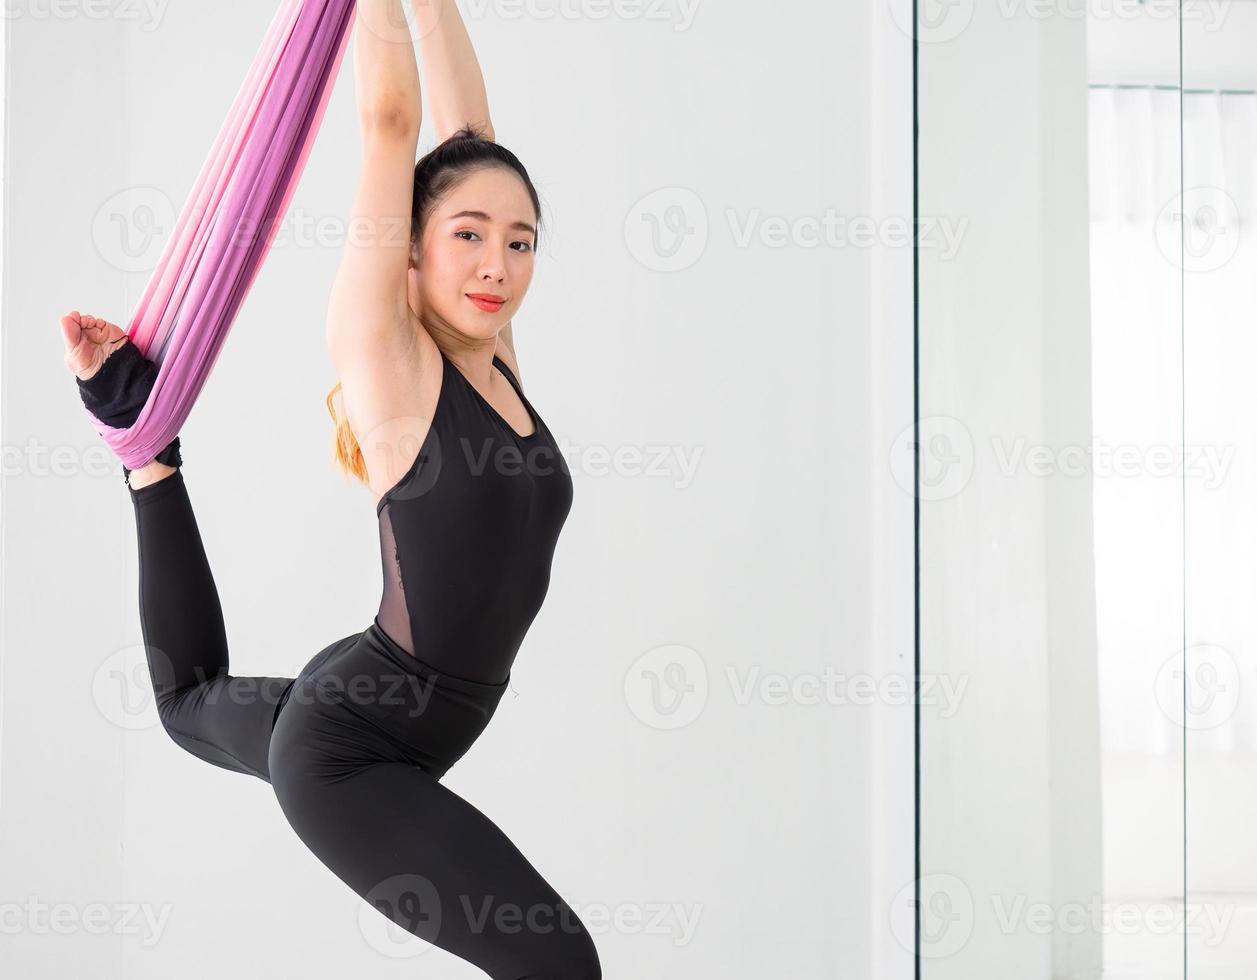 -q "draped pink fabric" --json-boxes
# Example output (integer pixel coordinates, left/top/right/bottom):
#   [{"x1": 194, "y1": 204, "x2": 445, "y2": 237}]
[{"x1": 87, "y1": 0, "x2": 357, "y2": 468}]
